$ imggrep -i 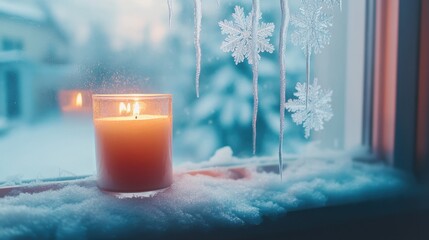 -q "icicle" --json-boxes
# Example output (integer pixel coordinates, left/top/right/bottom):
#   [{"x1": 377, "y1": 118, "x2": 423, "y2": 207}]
[
  {"x1": 194, "y1": 0, "x2": 202, "y2": 98},
  {"x1": 167, "y1": 0, "x2": 173, "y2": 28},
  {"x1": 305, "y1": 44, "x2": 311, "y2": 108},
  {"x1": 217, "y1": 0, "x2": 220, "y2": 7},
  {"x1": 251, "y1": 0, "x2": 260, "y2": 155},
  {"x1": 278, "y1": 0, "x2": 290, "y2": 180}
]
